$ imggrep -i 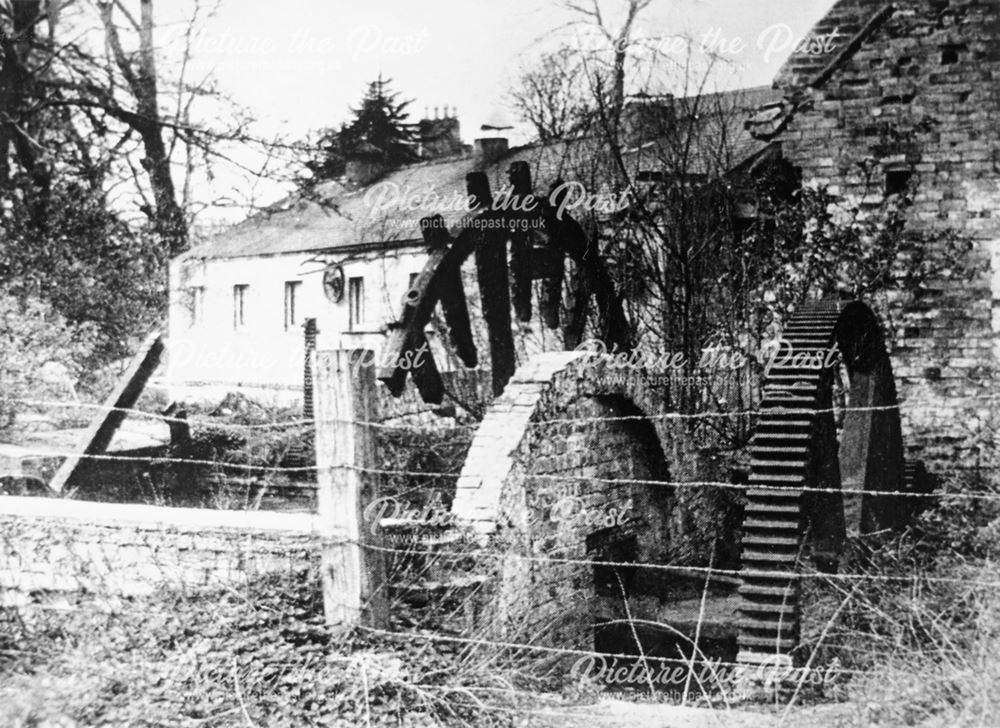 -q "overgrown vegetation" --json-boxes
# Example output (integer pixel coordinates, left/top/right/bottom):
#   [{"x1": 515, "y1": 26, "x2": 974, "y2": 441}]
[
  {"x1": 3, "y1": 481, "x2": 998, "y2": 727},
  {"x1": 0, "y1": 572, "x2": 542, "y2": 727},
  {"x1": 0, "y1": 295, "x2": 100, "y2": 433}
]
